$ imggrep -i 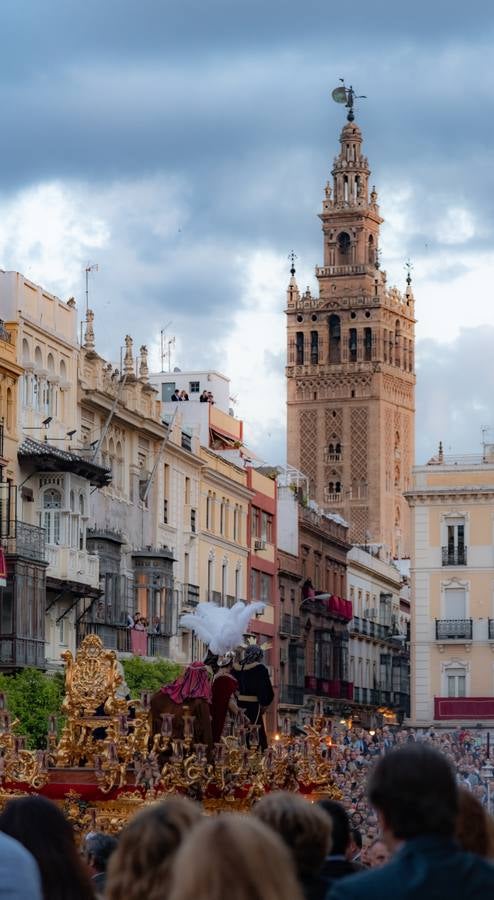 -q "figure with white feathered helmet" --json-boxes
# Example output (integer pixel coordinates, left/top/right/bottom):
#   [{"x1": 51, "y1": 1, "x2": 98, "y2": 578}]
[{"x1": 180, "y1": 600, "x2": 274, "y2": 749}]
